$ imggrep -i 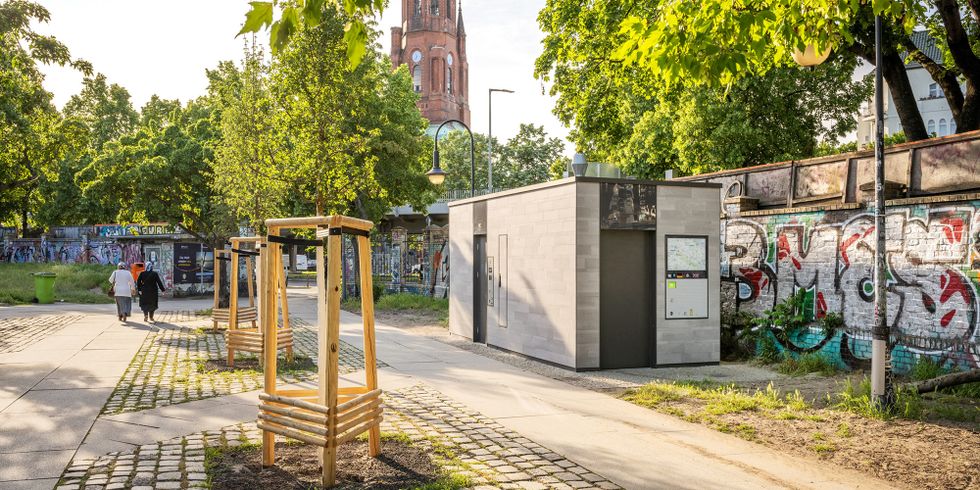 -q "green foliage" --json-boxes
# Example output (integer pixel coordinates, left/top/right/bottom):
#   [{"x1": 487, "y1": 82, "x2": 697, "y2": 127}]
[
  {"x1": 752, "y1": 289, "x2": 809, "y2": 338},
  {"x1": 261, "y1": 10, "x2": 435, "y2": 219},
  {"x1": 775, "y1": 352, "x2": 839, "y2": 377},
  {"x1": 756, "y1": 333, "x2": 782, "y2": 365},
  {"x1": 0, "y1": 263, "x2": 115, "y2": 304},
  {"x1": 438, "y1": 123, "x2": 565, "y2": 191},
  {"x1": 819, "y1": 311, "x2": 845, "y2": 337},
  {"x1": 831, "y1": 377, "x2": 923, "y2": 420},
  {"x1": 909, "y1": 356, "x2": 949, "y2": 381},
  {"x1": 535, "y1": 0, "x2": 870, "y2": 177},
  {"x1": 377, "y1": 293, "x2": 448, "y2": 313},
  {"x1": 611, "y1": 0, "x2": 922, "y2": 88},
  {"x1": 237, "y1": 0, "x2": 382, "y2": 67}
]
